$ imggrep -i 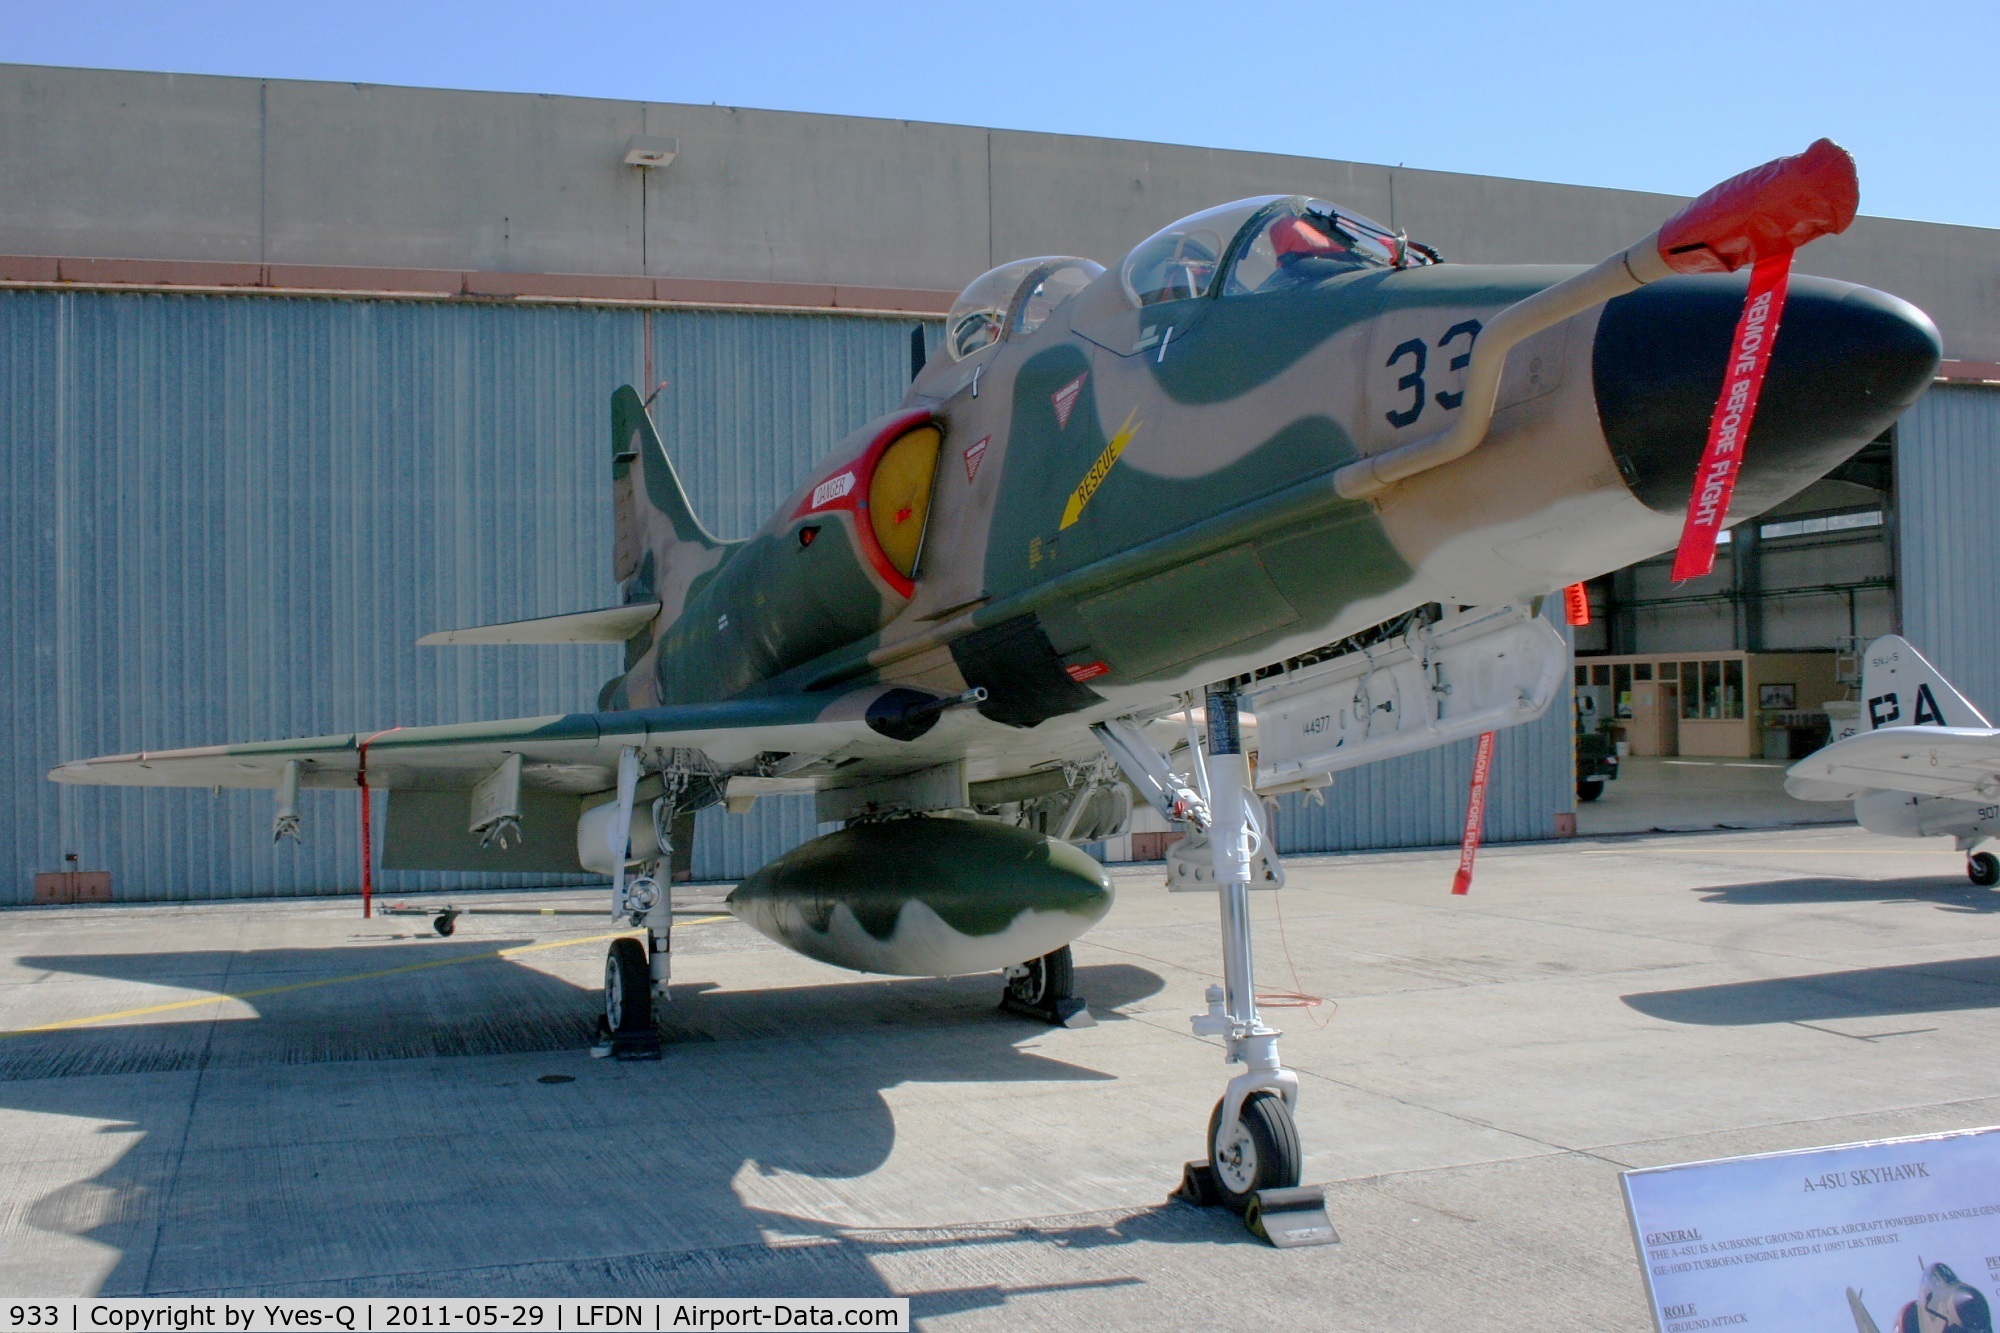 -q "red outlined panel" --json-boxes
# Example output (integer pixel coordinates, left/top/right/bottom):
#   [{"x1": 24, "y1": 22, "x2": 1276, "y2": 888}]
[{"x1": 790, "y1": 408, "x2": 935, "y2": 600}]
